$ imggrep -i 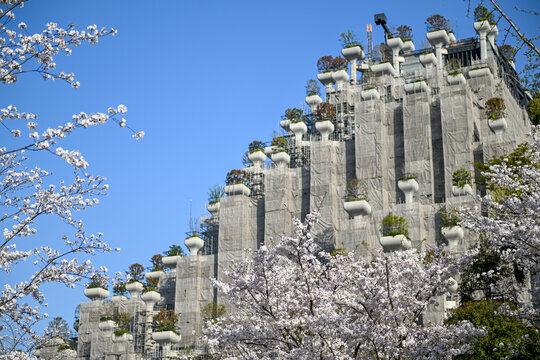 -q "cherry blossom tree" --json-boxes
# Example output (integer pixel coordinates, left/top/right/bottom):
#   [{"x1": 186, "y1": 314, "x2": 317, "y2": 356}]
[
  {"x1": 458, "y1": 126, "x2": 540, "y2": 323},
  {"x1": 206, "y1": 213, "x2": 481, "y2": 359},
  {"x1": 0, "y1": 0, "x2": 142, "y2": 354}
]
